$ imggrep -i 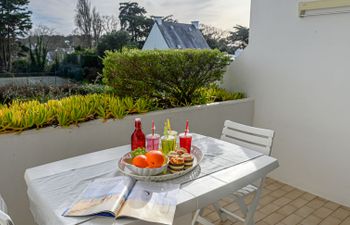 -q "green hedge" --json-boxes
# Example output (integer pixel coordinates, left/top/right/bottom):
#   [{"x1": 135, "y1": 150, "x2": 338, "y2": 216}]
[{"x1": 102, "y1": 49, "x2": 231, "y2": 106}]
